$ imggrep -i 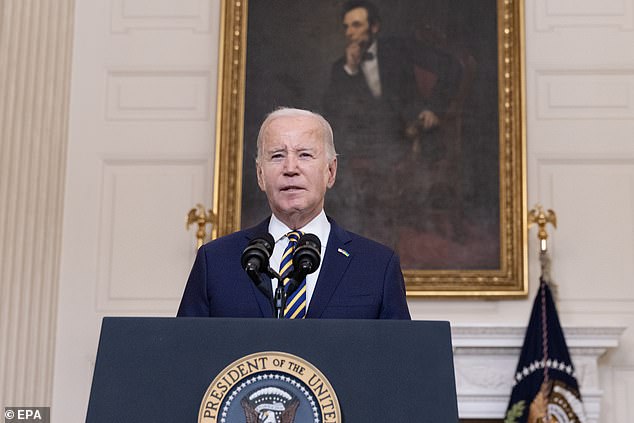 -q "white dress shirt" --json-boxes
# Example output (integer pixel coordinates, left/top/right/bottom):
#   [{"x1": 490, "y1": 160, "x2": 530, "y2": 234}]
[{"x1": 268, "y1": 210, "x2": 331, "y2": 312}]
